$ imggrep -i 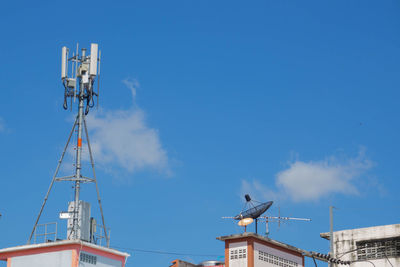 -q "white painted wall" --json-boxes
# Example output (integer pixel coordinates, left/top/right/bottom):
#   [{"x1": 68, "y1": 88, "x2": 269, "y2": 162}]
[
  {"x1": 11, "y1": 250, "x2": 72, "y2": 267},
  {"x1": 254, "y1": 242, "x2": 303, "y2": 267},
  {"x1": 229, "y1": 241, "x2": 248, "y2": 267},
  {"x1": 350, "y1": 258, "x2": 400, "y2": 267},
  {"x1": 332, "y1": 224, "x2": 400, "y2": 267}
]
